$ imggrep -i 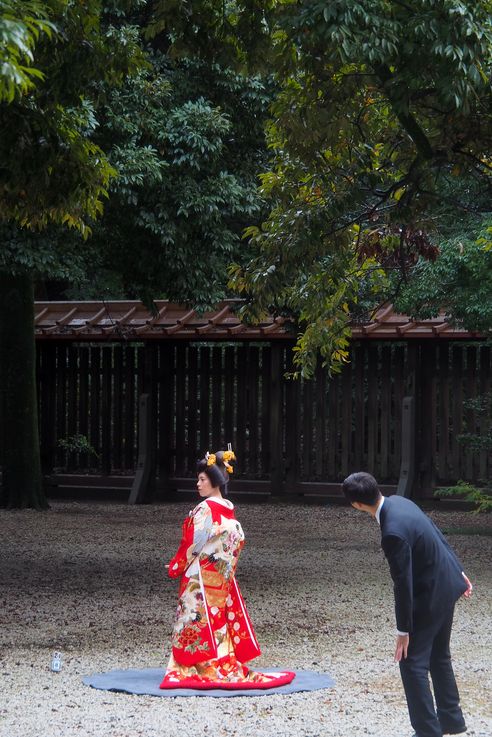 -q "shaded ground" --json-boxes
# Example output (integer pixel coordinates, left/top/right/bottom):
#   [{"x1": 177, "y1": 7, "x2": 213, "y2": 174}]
[{"x1": 1, "y1": 501, "x2": 491, "y2": 737}]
